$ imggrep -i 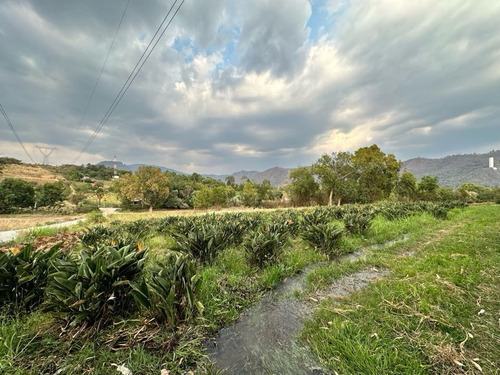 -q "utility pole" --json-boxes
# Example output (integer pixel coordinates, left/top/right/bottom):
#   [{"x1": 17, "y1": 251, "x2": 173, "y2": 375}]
[{"x1": 34, "y1": 145, "x2": 56, "y2": 165}]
